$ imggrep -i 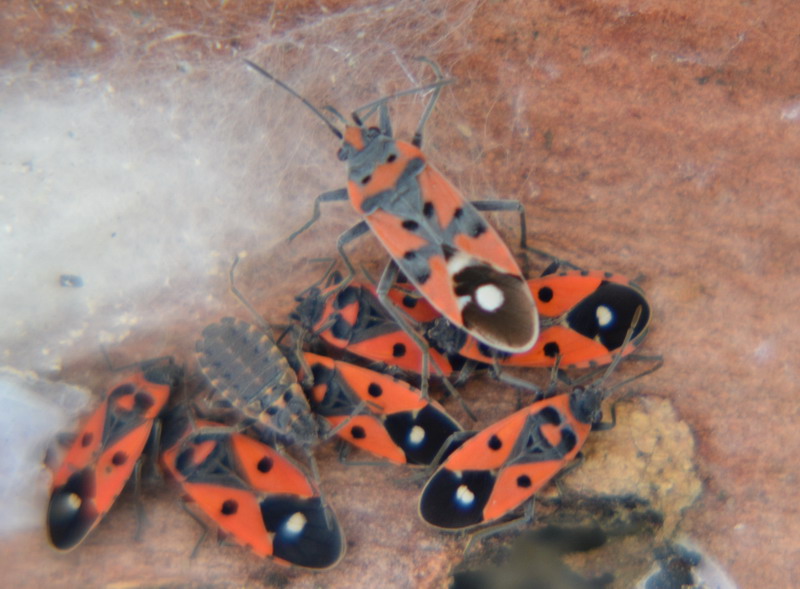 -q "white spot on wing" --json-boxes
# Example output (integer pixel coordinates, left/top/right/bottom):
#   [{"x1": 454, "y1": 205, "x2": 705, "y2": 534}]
[
  {"x1": 67, "y1": 493, "x2": 82, "y2": 511},
  {"x1": 596, "y1": 304, "x2": 613, "y2": 327},
  {"x1": 408, "y1": 425, "x2": 426, "y2": 446},
  {"x1": 455, "y1": 484, "x2": 475, "y2": 507},
  {"x1": 475, "y1": 284, "x2": 505, "y2": 312},
  {"x1": 284, "y1": 511, "x2": 307, "y2": 536}
]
